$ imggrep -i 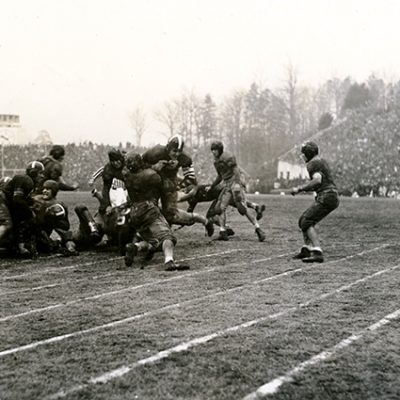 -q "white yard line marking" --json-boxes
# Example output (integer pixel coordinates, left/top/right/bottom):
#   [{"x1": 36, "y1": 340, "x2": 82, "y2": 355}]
[
  {"x1": 0, "y1": 253, "x2": 294, "y2": 356},
  {"x1": 0, "y1": 252, "x2": 287, "y2": 322},
  {"x1": 0, "y1": 257, "x2": 122, "y2": 281},
  {"x1": 0, "y1": 243, "x2": 389, "y2": 322},
  {"x1": 1, "y1": 241, "x2": 389, "y2": 296},
  {"x1": 46, "y1": 262, "x2": 400, "y2": 400},
  {"x1": 0, "y1": 249, "x2": 243, "y2": 283},
  {"x1": 0, "y1": 249, "x2": 245, "y2": 296},
  {"x1": 242, "y1": 308, "x2": 400, "y2": 399}
]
